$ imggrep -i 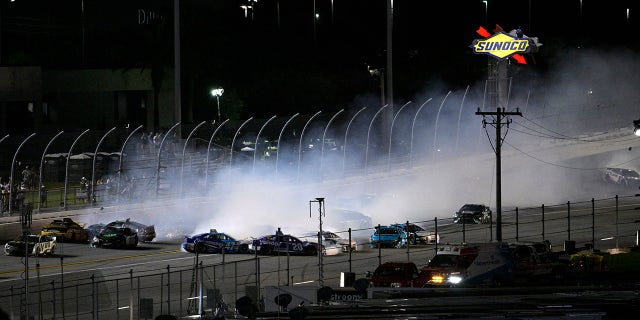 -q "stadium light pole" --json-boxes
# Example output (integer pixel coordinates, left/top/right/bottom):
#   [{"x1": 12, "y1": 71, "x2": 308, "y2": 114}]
[
  {"x1": 275, "y1": 113, "x2": 299, "y2": 178},
  {"x1": 253, "y1": 115, "x2": 277, "y2": 173},
  {"x1": 211, "y1": 88, "x2": 224, "y2": 122},
  {"x1": 155, "y1": 122, "x2": 180, "y2": 198},
  {"x1": 91, "y1": 127, "x2": 117, "y2": 206},
  {"x1": 342, "y1": 107, "x2": 367, "y2": 175},
  {"x1": 365, "y1": 104, "x2": 389, "y2": 174},
  {"x1": 320, "y1": 109, "x2": 344, "y2": 177},
  {"x1": 180, "y1": 121, "x2": 207, "y2": 194},
  {"x1": 409, "y1": 98, "x2": 432, "y2": 167},
  {"x1": 432, "y1": 91, "x2": 452, "y2": 161},
  {"x1": 117, "y1": 125, "x2": 143, "y2": 198},
  {"x1": 38, "y1": 131, "x2": 64, "y2": 212},
  {"x1": 230, "y1": 117, "x2": 253, "y2": 167},
  {"x1": 297, "y1": 111, "x2": 322, "y2": 183},
  {"x1": 204, "y1": 119, "x2": 229, "y2": 190},
  {"x1": 63, "y1": 129, "x2": 90, "y2": 210},
  {"x1": 387, "y1": 101, "x2": 411, "y2": 171}
]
